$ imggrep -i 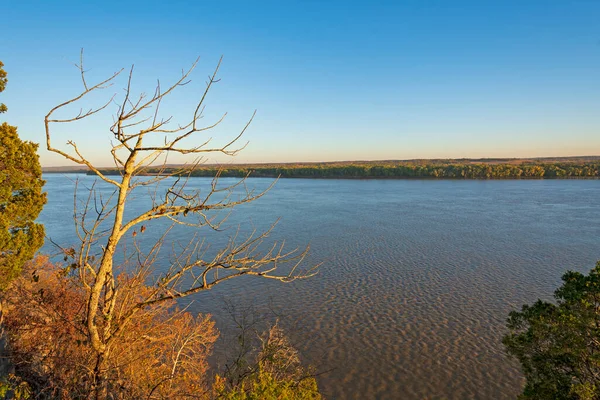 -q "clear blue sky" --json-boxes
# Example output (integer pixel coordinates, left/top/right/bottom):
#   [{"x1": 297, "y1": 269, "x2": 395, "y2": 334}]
[{"x1": 2, "y1": 0, "x2": 600, "y2": 166}]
